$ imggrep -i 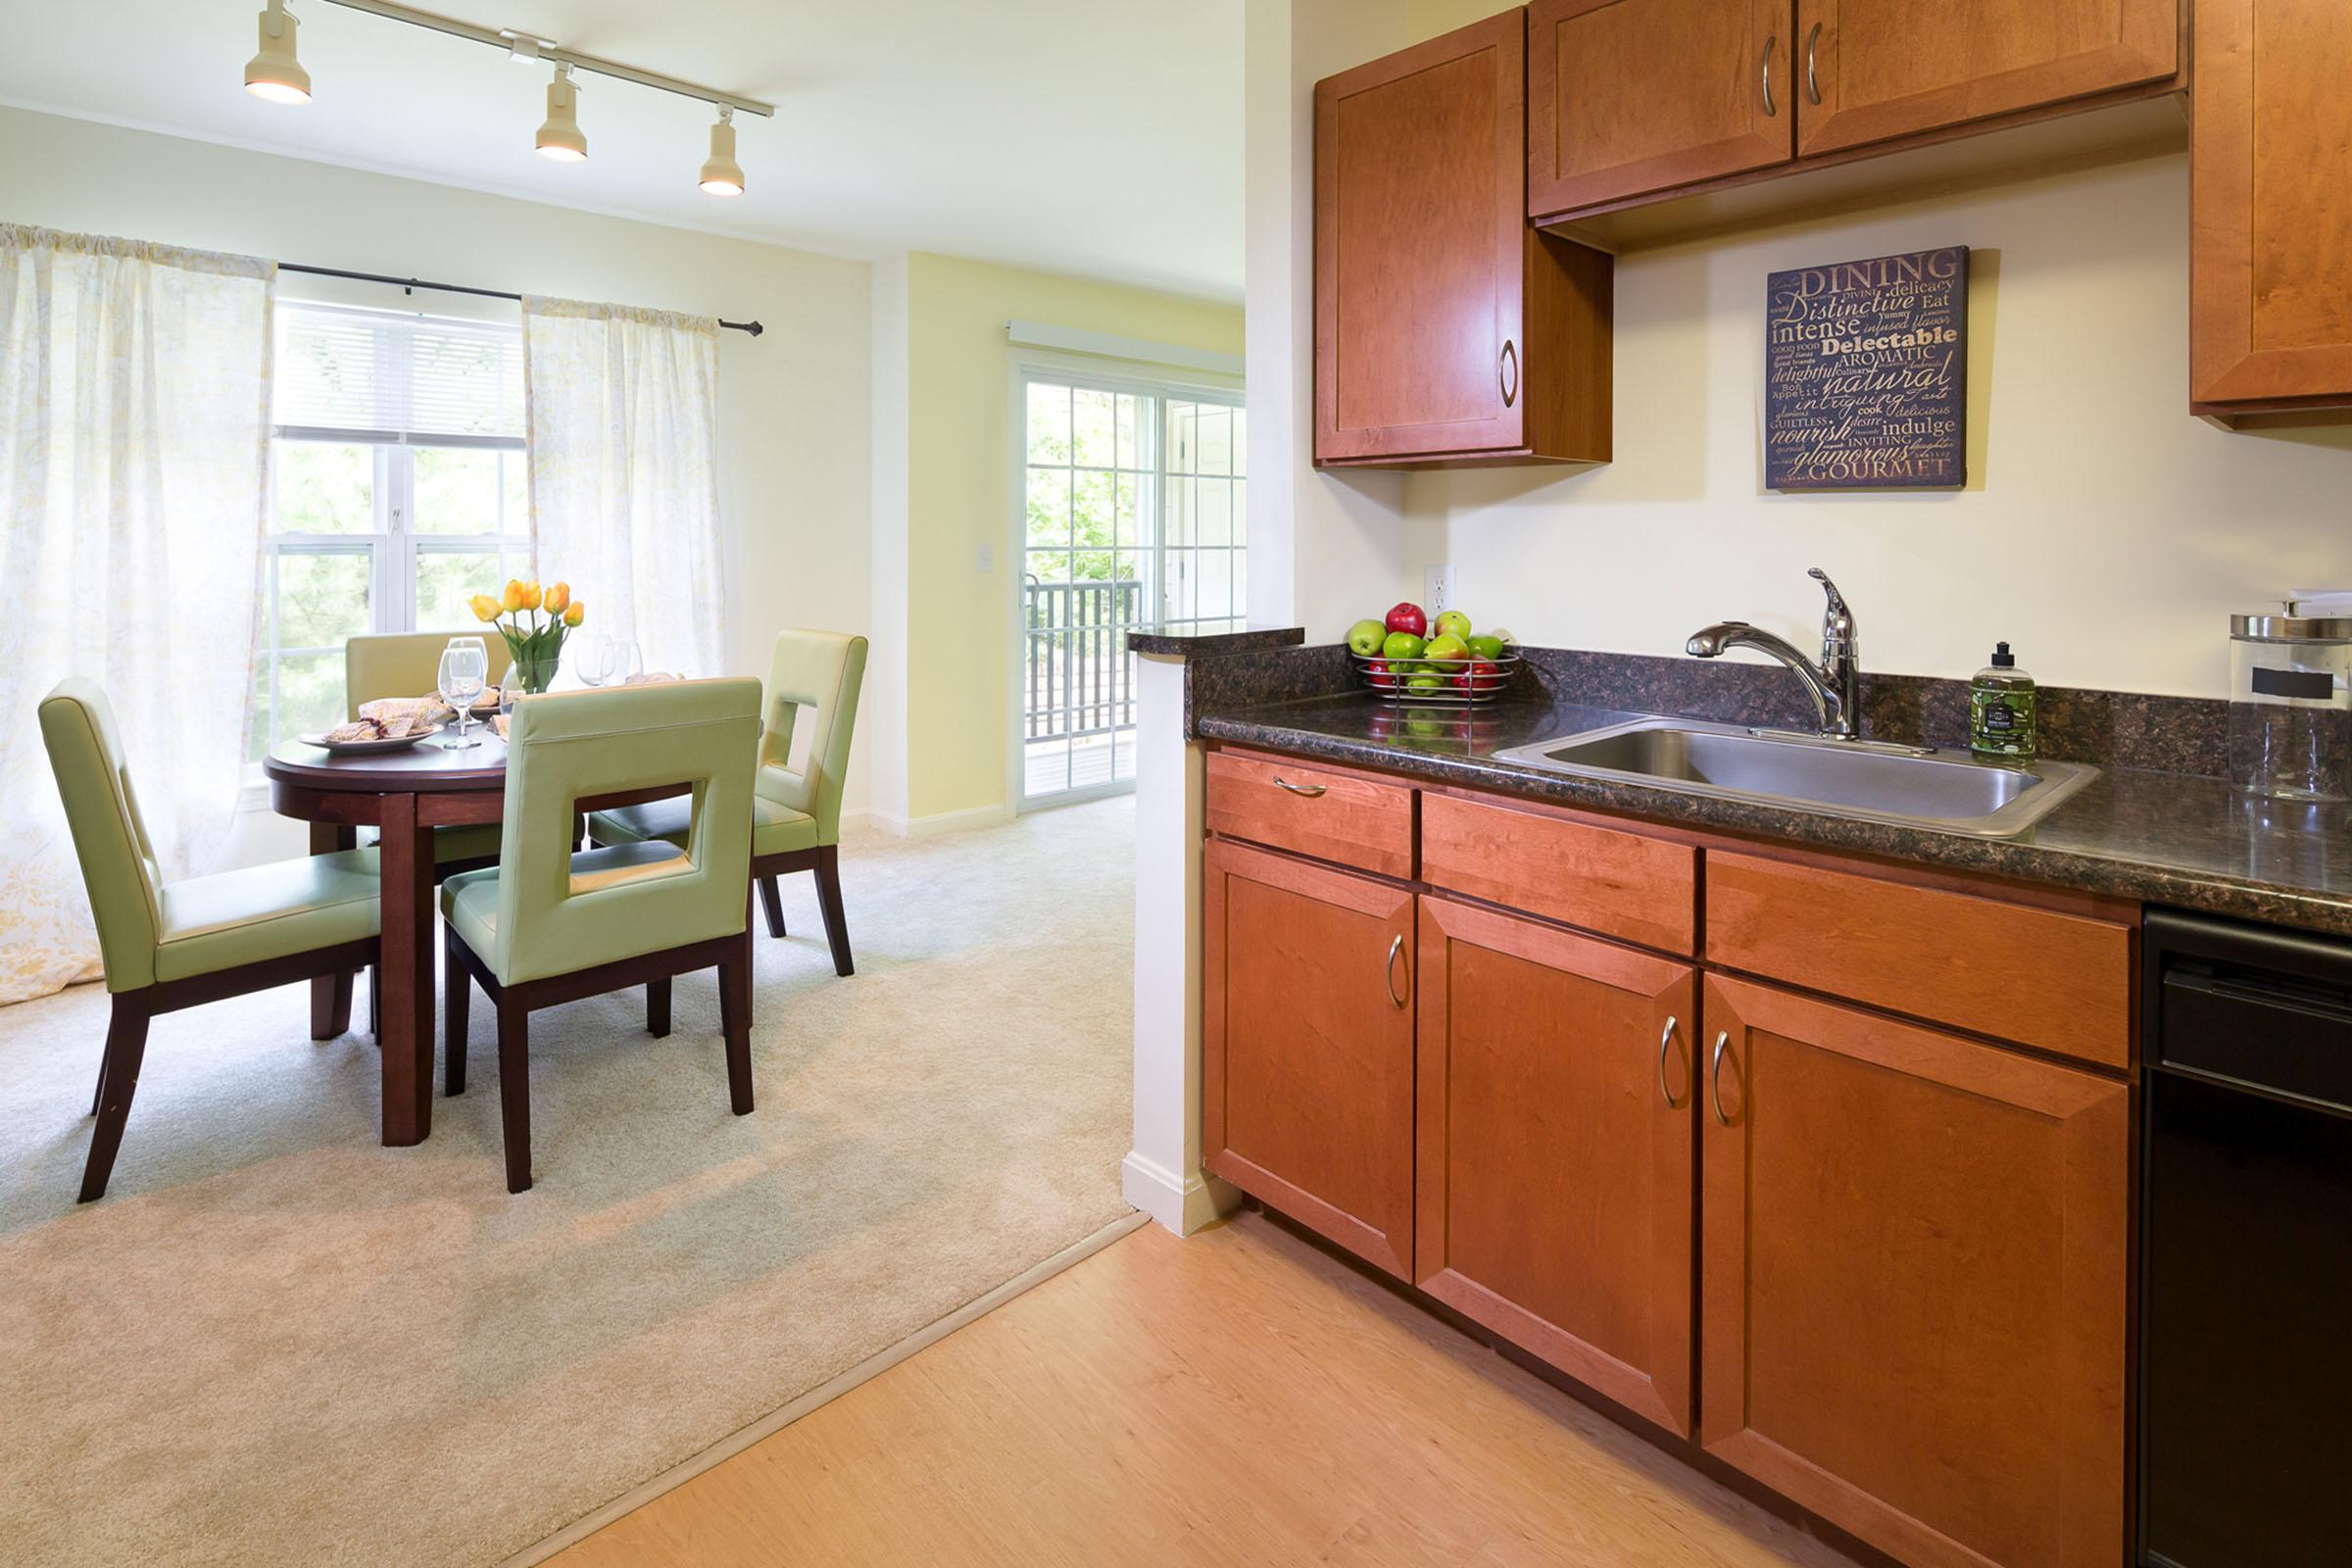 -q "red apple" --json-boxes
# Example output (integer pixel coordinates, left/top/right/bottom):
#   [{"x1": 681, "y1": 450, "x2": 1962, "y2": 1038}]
[
  {"x1": 1384, "y1": 602, "x2": 1428, "y2": 637},
  {"x1": 1454, "y1": 659, "x2": 1501, "y2": 692},
  {"x1": 1365, "y1": 658, "x2": 1398, "y2": 690}
]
